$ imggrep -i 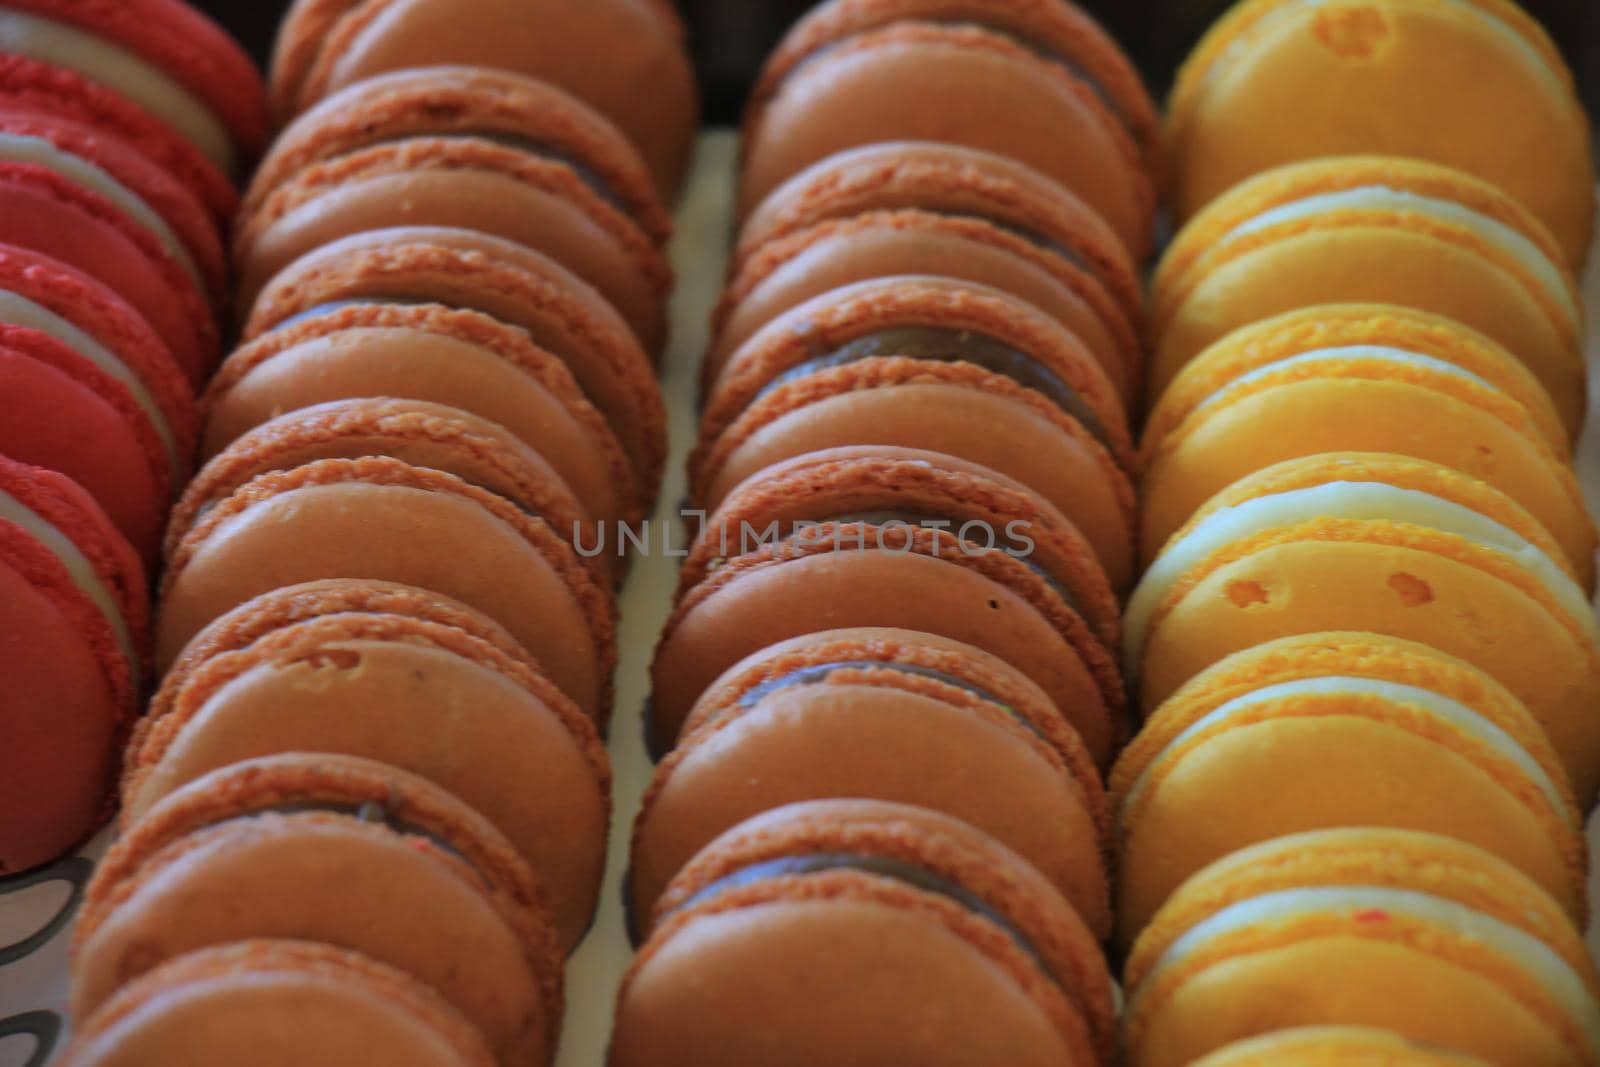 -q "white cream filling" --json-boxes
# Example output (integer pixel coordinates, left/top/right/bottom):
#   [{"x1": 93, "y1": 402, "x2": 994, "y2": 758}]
[
  {"x1": 0, "y1": 132, "x2": 201, "y2": 292},
  {"x1": 0, "y1": 488, "x2": 135, "y2": 680},
  {"x1": 1225, "y1": 186, "x2": 1578, "y2": 328},
  {"x1": 1191, "y1": 346, "x2": 1498, "y2": 417},
  {"x1": 0, "y1": 290, "x2": 177, "y2": 478},
  {"x1": 1121, "y1": 676, "x2": 1571, "y2": 821},
  {"x1": 0, "y1": 10, "x2": 233, "y2": 174},
  {"x1": 1126, "y1": 482, "x2": 1596, "y2": 674},
  {"x1": 1139, "y1": 886, "x2": 1600, "y2": 1058}
]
